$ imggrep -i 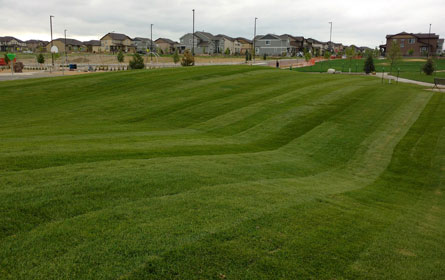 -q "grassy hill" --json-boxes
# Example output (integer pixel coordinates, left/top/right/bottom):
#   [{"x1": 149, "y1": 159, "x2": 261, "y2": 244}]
[{"x1": 0, "y1": 66, "x2": 444, "y2": 279}]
